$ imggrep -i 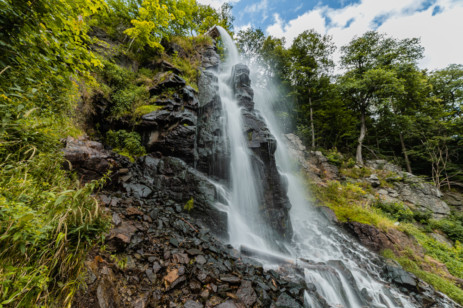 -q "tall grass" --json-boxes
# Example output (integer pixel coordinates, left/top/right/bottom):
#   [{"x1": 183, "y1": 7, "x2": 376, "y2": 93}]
[{"x1": 0, "y1": 95, "x2": 110, "y2": 306}]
